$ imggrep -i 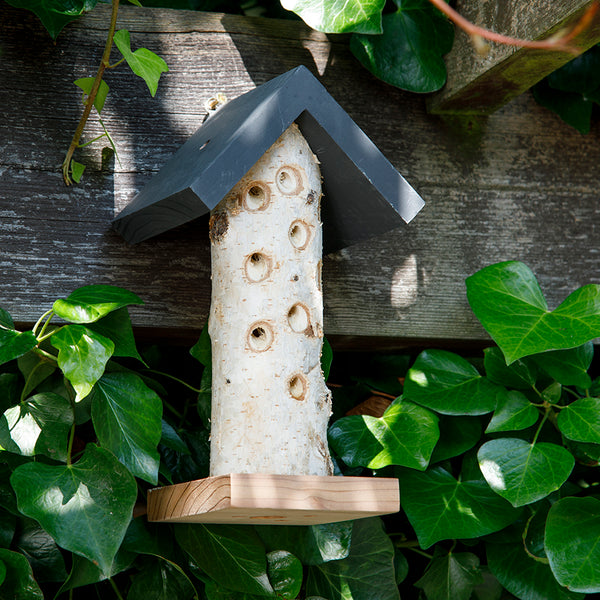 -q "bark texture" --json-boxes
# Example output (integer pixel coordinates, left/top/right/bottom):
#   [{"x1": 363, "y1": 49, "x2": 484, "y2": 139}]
[{"x1": 208, "y1": 124, "x2": 333, "y2": 477}]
